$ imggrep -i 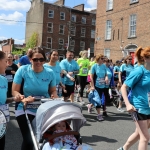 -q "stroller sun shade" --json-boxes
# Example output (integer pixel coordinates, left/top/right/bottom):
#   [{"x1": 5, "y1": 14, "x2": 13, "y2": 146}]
[{"x1": 33, "y1": 100, "x2": 86, "y2": 142}]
